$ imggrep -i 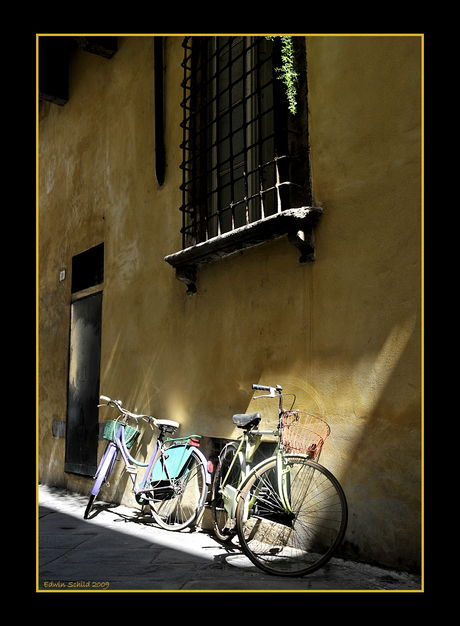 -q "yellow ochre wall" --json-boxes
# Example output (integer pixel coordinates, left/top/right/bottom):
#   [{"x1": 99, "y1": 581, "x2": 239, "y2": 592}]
[{"x1": 38, "y1": 35, "x2": 422, "y2": 571}]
